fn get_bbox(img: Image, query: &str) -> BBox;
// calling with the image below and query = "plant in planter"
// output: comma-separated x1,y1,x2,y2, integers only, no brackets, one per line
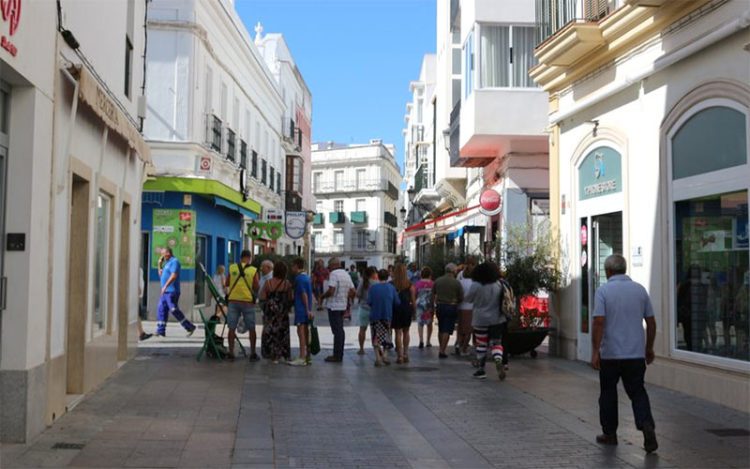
499,223,565,331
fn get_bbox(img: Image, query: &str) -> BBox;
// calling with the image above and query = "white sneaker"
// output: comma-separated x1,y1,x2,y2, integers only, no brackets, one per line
288,358,308,367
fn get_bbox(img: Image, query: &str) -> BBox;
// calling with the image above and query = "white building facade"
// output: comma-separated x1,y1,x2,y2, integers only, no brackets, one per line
533,0,750,411
0,0,149,442
312,142,401,270
143,0,308,312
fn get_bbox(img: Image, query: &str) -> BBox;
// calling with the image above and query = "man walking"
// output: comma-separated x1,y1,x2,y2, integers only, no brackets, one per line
432,263,463,359
290,258,314,366
321,257,355,363
225,250,260,361
591,254,658,453
156,247,196,337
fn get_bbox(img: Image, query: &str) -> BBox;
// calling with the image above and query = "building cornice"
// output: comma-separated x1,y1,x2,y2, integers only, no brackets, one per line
531,0,714,93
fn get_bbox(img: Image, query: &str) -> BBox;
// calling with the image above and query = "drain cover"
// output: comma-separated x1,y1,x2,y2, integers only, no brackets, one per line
706,429,750,437
52,442,85,450
395,366,438,372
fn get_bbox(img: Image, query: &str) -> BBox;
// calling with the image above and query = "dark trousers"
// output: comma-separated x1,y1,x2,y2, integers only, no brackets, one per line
328,309,346,359
599,359,655,435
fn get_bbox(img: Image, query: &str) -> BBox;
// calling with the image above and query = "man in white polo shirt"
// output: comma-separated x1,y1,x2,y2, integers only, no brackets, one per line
591,254,658,454
320,257,355,363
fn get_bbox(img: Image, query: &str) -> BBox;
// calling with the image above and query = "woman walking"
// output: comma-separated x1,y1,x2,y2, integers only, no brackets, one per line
457,263,475,356
392,264,416,364
312,260,329,311
260,261,293,363
415,267,435,349
367,269,400,367
465,262,507,380
356,267,379,355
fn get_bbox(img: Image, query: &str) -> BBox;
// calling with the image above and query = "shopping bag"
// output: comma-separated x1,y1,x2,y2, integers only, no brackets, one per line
309,319,321,356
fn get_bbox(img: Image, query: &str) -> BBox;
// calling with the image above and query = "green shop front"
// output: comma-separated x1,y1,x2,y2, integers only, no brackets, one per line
140,177,261,317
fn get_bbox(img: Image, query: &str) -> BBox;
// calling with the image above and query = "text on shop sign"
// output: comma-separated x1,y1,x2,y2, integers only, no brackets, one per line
0,0,20,57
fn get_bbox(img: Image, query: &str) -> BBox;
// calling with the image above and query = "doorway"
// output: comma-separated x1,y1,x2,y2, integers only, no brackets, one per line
140,231,149,318
195,234,207,306
578,211,623,360
117,203,130,361
66,176,90,395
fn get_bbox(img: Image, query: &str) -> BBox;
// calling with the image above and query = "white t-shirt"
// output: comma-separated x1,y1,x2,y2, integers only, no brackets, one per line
325,268,354,311
459,277,474,310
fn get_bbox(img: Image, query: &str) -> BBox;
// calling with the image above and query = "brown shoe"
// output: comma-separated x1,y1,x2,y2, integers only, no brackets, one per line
596,434,618,445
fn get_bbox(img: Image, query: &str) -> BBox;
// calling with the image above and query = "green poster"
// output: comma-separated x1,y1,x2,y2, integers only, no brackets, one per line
152,209,196,269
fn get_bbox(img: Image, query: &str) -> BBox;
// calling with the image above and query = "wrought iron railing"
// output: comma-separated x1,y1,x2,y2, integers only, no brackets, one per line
535,0,622,45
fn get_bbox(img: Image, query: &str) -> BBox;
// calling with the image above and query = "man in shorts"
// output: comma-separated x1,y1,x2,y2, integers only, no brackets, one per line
432,263,463,359
290,258,314,366
225,250,260,361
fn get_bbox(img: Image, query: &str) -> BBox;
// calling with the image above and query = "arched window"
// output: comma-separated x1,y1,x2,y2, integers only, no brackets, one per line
669,100,749,364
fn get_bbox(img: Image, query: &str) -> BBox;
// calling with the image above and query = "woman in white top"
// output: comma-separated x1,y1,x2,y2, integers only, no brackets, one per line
456,263,475,356
213,265,227,298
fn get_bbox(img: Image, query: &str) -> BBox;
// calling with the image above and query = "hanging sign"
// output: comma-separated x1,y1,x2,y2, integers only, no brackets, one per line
152,209,196,268
285,211,307,240
247,221,283,241
0,0,21,57
579,146,622,201
479,189,502,216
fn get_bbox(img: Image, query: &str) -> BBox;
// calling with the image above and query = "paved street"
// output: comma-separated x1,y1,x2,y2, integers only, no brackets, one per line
2,318,749,469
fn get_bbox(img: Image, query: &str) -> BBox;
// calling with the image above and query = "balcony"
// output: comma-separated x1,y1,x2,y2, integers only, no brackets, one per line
384,211,398,228
329,212,346,224
351,211,367,224
458,88,549,166
412,164,440,208
312,213,324,225
314,178,396,195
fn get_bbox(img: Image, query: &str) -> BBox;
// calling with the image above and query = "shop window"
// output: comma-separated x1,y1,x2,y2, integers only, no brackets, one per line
674,191,748,361
672,106,747,180
93,193,111,336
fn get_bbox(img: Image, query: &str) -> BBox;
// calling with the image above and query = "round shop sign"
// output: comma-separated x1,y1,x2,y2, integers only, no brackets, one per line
479,189,502,216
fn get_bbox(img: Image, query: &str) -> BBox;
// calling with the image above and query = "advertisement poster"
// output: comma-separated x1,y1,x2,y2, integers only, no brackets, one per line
152,209,196,269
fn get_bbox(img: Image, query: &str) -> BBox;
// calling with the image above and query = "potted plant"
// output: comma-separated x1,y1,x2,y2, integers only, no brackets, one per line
498,223,565,357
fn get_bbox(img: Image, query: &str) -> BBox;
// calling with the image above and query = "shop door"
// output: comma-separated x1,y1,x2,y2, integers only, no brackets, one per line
0,83,8,358
578,211,623,360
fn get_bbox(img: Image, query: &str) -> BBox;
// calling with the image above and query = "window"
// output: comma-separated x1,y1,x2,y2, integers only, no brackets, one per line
205,67,213,113
277,171,282,195
356,230,368,250
93,193,111,336
417,97,424,124
287,156,302,193
220,83,228,121
672,106,747,180
479,25,538,89
226,129,236,161
124,36,133,99
210,115,222,151
334,170,344,191
261,159,267,185
269,166,275,191
463,30,475,99
452,48,461,75
356,199,366,212
334,231,344,247
669,99,749,364
313,172,322,192
251,150,258,178
334,200,344,212
356,169,366,189
240,140,248,168
314,232,323,250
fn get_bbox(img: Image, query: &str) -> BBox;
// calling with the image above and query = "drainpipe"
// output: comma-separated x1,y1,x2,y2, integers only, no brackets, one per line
550,10,750,125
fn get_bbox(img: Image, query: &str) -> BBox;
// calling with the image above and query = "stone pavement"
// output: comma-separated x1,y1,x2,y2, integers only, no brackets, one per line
2,318,749,469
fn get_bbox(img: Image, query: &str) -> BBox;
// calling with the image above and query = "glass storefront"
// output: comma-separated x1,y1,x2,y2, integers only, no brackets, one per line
674,191,749,361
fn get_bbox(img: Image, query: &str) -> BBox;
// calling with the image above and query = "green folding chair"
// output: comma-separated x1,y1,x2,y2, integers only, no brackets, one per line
198,262,247,358
196,308,225,361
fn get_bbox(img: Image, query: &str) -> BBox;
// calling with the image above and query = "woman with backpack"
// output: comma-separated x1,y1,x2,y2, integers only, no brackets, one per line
464,262,507,381
356,266,379,355
415,267,435,349
259,260,293,363
391,264,416,364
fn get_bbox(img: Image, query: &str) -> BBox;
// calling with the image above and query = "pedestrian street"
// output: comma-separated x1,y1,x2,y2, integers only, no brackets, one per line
1,319,748,469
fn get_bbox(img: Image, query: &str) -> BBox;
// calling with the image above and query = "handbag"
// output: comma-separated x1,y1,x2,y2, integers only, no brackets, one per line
309,318,321,356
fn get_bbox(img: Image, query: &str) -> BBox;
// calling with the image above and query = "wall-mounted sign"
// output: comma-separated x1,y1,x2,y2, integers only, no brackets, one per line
479,189,502,216
580,225,588,246
248,221,283,240
285,211,306,239
579,146,622,201
1,0,21,57
197,155,212,175
265,208,283,223
152,209,196,268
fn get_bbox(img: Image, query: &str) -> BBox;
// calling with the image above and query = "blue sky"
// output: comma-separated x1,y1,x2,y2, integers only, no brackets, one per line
235,0,437,172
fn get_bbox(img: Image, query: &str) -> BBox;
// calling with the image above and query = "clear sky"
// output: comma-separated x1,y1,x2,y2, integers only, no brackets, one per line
235,0,437,173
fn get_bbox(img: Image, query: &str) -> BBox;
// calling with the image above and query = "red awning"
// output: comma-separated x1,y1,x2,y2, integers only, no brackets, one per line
404,204,480,233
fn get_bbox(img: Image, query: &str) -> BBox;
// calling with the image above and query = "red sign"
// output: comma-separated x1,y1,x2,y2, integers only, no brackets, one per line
179,212,192,222
581,225,588,246
479,189,502,216
0,0,20,57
